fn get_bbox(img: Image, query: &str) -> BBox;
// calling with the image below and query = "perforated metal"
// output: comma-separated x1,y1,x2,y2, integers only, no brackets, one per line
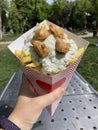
0,71,98,130
34,94,98,130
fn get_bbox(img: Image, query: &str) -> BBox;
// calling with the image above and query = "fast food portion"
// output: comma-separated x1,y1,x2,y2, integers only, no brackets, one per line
55,38,70,53
15,21,85,75
49,23,65,38
31,40,49,58
8,20,89,116
34,26,50,40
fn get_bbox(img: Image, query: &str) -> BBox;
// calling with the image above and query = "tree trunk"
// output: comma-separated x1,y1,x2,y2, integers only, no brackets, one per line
0,14,2,40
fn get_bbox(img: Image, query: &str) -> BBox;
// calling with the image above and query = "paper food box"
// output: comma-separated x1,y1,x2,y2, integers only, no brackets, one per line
8,20,89,115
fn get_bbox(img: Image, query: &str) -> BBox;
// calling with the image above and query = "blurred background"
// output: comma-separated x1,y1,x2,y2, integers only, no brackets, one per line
0,0,98,37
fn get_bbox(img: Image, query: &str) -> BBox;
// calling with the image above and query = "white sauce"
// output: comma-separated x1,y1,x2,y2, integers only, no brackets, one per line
22,22,78,74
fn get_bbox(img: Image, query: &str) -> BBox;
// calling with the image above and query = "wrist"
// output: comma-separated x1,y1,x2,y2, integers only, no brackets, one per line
8,112,33,130
0,116,21,130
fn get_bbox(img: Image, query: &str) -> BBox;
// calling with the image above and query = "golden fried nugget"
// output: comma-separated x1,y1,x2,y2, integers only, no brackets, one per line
68,47,84,65
49,23,64,38
31,40,49,58
56,38,70,53
34,26,50,40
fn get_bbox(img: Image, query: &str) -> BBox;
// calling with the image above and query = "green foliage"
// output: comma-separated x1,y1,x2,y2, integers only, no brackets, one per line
50,0,71,26
1,0,98,33
36,0,51,21
7,0,51,33
0,0,9,30
69,0,92,29
0,0,8,11
90,0,98,27
8,0,25,33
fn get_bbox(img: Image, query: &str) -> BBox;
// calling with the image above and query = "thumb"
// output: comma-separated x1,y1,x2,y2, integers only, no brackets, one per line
36,87,66,108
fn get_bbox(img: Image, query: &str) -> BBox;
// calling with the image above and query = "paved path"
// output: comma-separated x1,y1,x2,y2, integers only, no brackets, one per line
78,32,93,38
0,41,12,45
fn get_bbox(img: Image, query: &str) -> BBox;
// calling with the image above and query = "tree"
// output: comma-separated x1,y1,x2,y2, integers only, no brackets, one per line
60,2,72,27
90,0,98,36
8,0,26,33
0,14,2,39
0,0,8,39
35,0,51,22
50,0,70,26
69,0,92,30
8,0,51,33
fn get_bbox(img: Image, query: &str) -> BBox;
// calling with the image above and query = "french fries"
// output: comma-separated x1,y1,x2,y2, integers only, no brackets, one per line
21,56,32,64
15,50,24,59
15,47,84,71
15,50,37,68
26,62,36,67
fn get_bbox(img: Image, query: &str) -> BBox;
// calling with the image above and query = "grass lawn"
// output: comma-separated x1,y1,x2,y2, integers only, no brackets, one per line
0,36,98,91
77,36,98,90
0,34,22,42
0,45,20,90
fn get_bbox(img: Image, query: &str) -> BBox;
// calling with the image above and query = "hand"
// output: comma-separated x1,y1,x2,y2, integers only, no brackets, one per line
8,74,66,130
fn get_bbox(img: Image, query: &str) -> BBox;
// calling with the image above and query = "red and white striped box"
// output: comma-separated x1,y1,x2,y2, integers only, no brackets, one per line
8,20,89,115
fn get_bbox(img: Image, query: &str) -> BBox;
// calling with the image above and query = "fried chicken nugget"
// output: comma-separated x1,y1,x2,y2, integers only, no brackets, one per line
49,23,64,38
31,40,49,58
56,38,70,53
34,26,50,40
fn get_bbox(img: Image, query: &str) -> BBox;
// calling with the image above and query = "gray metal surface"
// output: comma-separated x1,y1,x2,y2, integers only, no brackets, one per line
0,71,98,130
0,72,22,117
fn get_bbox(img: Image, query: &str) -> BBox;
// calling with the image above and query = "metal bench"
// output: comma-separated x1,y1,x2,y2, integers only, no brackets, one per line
0,71,98,130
